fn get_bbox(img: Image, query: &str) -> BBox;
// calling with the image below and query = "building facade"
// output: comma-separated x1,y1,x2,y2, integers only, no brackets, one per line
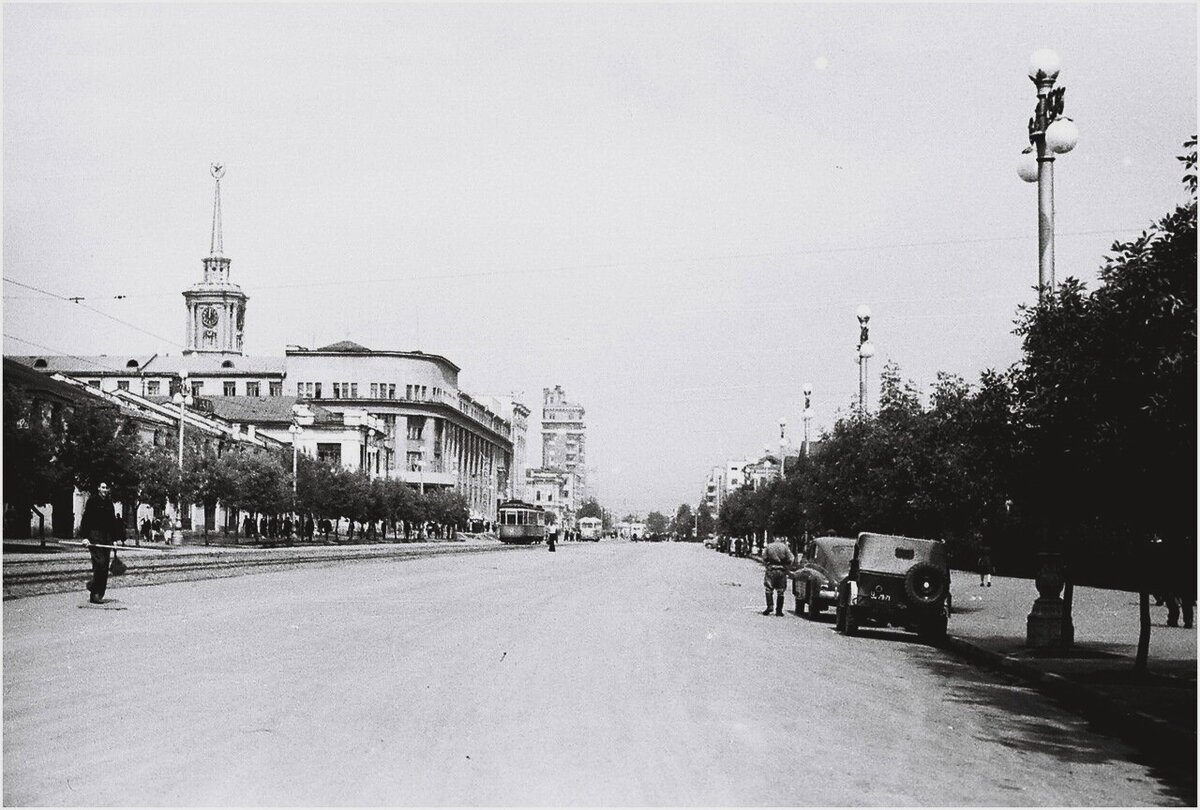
532,385,586,526
478,395,530,502
541,385,586,493
285,342,513,523
7,166,517,525
2,357,290,538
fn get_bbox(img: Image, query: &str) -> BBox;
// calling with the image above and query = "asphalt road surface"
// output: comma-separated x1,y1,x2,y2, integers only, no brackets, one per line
3,542,1184,805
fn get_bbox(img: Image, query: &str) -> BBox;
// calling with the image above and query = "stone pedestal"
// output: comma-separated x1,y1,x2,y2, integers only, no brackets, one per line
1027,552,1073,648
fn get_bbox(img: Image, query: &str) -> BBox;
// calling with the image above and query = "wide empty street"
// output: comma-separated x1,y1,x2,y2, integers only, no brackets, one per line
3,542,1181,805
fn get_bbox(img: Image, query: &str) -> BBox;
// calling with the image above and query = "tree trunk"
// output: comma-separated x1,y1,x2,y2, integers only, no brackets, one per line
1135,590,1151,672
1062,579,1074,647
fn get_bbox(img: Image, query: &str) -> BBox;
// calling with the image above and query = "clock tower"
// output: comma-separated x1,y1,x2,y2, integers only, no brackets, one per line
183,163,248,356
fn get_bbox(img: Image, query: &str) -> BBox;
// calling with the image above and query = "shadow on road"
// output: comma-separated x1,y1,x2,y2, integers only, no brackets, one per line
913,655,1196,805
842,626,932,646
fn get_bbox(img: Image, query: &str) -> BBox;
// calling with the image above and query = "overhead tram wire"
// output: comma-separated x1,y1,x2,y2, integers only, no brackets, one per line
3,225,1143,304
2,278,182,349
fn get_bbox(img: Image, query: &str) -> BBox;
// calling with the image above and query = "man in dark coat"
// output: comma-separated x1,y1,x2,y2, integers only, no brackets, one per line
762,536,795,616
80,482,121,603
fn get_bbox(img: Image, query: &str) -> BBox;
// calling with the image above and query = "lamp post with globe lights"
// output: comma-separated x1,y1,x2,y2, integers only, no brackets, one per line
778,417,788,480
171,371,194,545
802,384,813,457
856,305,875,415
1017,50,1079,649
1017,49,1079,297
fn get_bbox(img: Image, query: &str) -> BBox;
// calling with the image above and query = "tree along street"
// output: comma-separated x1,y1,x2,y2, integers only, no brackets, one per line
3,542,1182,805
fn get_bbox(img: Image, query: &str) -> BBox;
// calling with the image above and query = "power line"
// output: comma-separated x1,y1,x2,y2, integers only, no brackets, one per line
2,278,182,347
3,224,1142,302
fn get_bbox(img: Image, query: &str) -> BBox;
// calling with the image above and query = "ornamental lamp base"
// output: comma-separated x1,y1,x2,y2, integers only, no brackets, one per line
1027,597,1073,648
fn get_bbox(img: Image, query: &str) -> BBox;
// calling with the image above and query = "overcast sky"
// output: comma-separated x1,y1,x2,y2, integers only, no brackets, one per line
3,3,1196,515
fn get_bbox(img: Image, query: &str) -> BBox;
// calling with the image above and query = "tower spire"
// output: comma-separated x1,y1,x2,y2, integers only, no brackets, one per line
186,163,247,356
209,163,225,256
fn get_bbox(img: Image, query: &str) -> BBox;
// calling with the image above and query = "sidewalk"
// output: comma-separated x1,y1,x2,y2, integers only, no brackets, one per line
742,547,1195,765
946,571,1196,762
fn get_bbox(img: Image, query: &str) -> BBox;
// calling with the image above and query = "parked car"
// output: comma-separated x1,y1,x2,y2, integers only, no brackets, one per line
792,535,857,618
835,532,951,641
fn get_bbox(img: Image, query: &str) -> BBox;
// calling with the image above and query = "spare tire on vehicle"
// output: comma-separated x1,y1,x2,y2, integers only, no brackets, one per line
904,563,946,604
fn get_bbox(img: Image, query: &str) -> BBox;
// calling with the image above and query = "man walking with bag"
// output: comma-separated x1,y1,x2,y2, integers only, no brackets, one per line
80,482,122,604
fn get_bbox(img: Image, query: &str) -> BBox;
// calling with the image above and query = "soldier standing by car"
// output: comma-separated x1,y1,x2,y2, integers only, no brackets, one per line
761,535,795,616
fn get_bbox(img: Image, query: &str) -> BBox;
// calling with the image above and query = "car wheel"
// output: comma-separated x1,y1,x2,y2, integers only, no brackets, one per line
807,588,822,619
843,605,858,635
835,602,845,632
795,593,805,616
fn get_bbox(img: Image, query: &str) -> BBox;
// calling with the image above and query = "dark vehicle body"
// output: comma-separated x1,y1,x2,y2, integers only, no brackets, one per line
836,532,951,641
792,536,857,618
497,500,546,545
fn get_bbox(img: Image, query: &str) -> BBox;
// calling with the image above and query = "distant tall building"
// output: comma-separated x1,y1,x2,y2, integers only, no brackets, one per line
702,466,723,514
523,385,587,530
541,385,586,498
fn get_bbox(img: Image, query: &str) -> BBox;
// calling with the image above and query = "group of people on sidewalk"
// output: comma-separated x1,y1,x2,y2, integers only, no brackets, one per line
239,513,322,543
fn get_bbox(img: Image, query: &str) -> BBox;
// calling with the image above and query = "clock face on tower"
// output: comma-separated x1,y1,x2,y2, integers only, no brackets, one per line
201,307,219,329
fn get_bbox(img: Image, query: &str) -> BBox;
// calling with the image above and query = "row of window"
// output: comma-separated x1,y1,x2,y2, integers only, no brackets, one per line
295,382,442,401
102,380,281,397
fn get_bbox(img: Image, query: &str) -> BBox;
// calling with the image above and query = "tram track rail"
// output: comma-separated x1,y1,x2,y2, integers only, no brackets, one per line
3,541,531,599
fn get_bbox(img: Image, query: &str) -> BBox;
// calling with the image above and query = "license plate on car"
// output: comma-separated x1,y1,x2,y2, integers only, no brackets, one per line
870,592,891,601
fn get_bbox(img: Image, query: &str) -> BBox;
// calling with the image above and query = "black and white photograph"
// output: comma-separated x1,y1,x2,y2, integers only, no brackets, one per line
2,2,1196,806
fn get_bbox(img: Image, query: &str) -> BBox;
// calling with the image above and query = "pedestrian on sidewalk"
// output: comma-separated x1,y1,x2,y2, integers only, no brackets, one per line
977,549,994,587
79,482,122,604
761,536,795,616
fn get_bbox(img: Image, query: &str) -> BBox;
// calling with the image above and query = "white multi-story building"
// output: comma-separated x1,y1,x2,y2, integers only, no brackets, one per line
702,466,723,514
285,342,513,523
526,467,575,529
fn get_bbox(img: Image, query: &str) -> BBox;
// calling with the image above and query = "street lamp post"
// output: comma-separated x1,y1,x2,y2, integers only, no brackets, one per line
171,370,193,546
856,305,875,415
288,421,301,501
1017,49,1079,297
802,383,813,457
778,417,788,480
1019,50,1079,649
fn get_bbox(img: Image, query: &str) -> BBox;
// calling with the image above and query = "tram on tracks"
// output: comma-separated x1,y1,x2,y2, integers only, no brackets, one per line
497,500,547,545
578,517,602,541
